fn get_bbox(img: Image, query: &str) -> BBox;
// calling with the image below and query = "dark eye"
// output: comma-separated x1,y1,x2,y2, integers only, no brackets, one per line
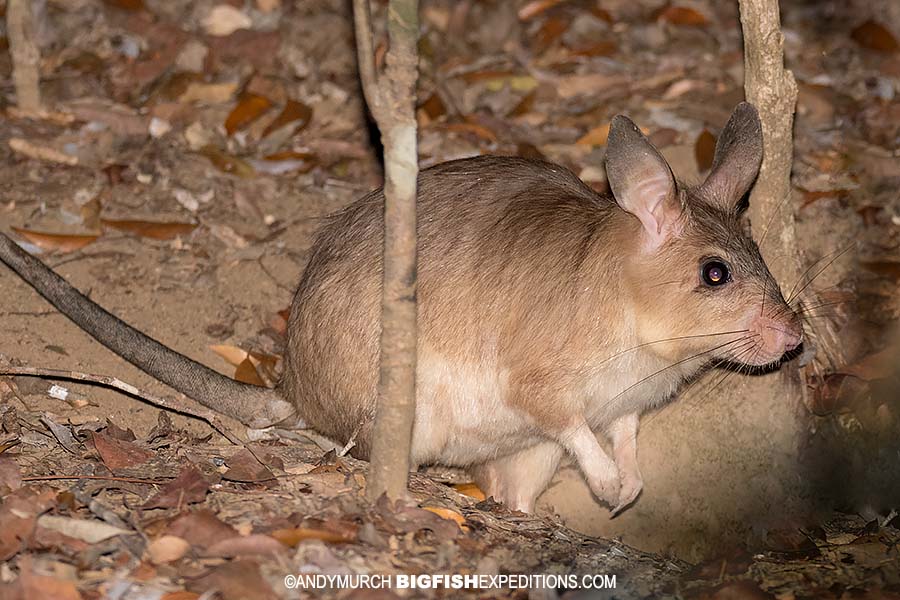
701,259,731,287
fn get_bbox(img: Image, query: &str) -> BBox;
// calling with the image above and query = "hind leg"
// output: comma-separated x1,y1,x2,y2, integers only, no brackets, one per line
471,441,564,513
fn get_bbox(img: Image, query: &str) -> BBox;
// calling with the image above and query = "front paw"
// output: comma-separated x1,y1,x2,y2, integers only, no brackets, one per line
586,469,621,509
610,472,643,517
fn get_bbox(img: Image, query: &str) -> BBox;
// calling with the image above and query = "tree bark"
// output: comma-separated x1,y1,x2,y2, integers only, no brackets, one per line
7,0,42,113
353,0,420,501
738,0,800,290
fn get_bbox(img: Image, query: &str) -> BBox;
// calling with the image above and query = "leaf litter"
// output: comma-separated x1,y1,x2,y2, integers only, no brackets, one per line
0,0,898,598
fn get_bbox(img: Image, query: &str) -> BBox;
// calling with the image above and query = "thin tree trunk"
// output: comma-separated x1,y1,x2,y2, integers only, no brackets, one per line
738,0,800,290
7,0,42,113
352,0,420,501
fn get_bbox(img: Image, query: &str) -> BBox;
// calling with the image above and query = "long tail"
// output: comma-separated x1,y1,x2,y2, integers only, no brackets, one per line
0,232,296,428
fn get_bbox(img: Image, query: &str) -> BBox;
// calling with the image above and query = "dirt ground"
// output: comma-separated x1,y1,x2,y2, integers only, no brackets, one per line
0,0,899,598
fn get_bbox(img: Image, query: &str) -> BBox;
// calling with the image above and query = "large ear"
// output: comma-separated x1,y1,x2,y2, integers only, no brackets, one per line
606,115,680,250
698,102,763,212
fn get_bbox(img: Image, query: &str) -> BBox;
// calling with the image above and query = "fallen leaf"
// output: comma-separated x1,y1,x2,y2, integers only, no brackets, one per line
694,129,716,172
0,457,22,491
568,41,617,57
423,506,468,530
658,6,709,26
161,592,200,600
222,449,275,482
225,94,272,135
851,20,899,53
147,535,191,564
262,100,313,138
143,465,211,509
103,0,144,9
269,526,357,546
205,534,286,557
250,151,318,175
234,357,266,386
453,483,486,501
101,218,197,241
0,486,58,561
11,228,98,254
179,81,240,105
518,0,565,20
40,415,80,453
164,510,238,550
192,559,274,600
202,4,252,37
199,145,256,178
36,515,130,544
576,123,610,146
419,93,446,121
17,556,83,600
91,431,153,470
209,344,250,367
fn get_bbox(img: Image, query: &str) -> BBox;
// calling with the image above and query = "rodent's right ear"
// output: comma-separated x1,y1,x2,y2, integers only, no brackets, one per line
606,115,680,251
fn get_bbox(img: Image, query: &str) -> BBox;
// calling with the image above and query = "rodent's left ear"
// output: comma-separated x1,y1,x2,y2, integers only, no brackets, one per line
698,102,763,212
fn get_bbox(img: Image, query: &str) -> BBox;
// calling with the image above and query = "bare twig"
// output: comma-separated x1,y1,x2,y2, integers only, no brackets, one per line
0,366,246,446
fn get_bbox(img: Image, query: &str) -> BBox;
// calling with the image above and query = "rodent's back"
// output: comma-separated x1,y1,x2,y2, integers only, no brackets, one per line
279,156,622,457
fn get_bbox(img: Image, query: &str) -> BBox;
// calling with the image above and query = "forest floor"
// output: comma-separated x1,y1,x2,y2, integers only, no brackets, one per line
0,0,898,598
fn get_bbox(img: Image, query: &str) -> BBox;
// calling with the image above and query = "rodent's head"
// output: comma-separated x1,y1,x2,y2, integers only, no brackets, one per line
605,102,802,368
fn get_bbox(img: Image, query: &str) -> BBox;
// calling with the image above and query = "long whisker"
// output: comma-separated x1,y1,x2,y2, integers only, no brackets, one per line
601,336,754,410
594,330,750,367
786,244,854,303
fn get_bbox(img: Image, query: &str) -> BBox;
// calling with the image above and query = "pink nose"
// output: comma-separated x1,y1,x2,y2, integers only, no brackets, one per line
753,315,802,354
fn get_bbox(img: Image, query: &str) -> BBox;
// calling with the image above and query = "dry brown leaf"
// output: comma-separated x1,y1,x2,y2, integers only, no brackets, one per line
147,535,191,564
851,20,899,53
91,431,153,470
10,227,98,254
234,357,266,386
658,6,709,26
269,526,356,546
518,0,565,20
199,145,256,178
536,16,570,49
694,129,716,172
225,93,272,135
453,483,486,501
254,151,318,175
0,457,22,491
192,559,274,600
261,99,313,138
103,0,144,9
205,534,286,557
209,344,249,367
164,510,238,550
161,592,200,600
101,218,197,241
568,41,617,57
143,465,211,509
423,506,468,530
419,93,447,121
222,449,274,482
18,556,83,600
576,123,610,146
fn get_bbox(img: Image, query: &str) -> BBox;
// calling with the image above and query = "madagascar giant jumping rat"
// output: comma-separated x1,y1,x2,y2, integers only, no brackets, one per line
0,102,802,514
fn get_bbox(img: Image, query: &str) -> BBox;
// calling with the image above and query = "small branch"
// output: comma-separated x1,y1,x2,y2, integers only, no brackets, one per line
0,366,245,446
6,0,42,113
353,0,382,119
22,475,171,484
